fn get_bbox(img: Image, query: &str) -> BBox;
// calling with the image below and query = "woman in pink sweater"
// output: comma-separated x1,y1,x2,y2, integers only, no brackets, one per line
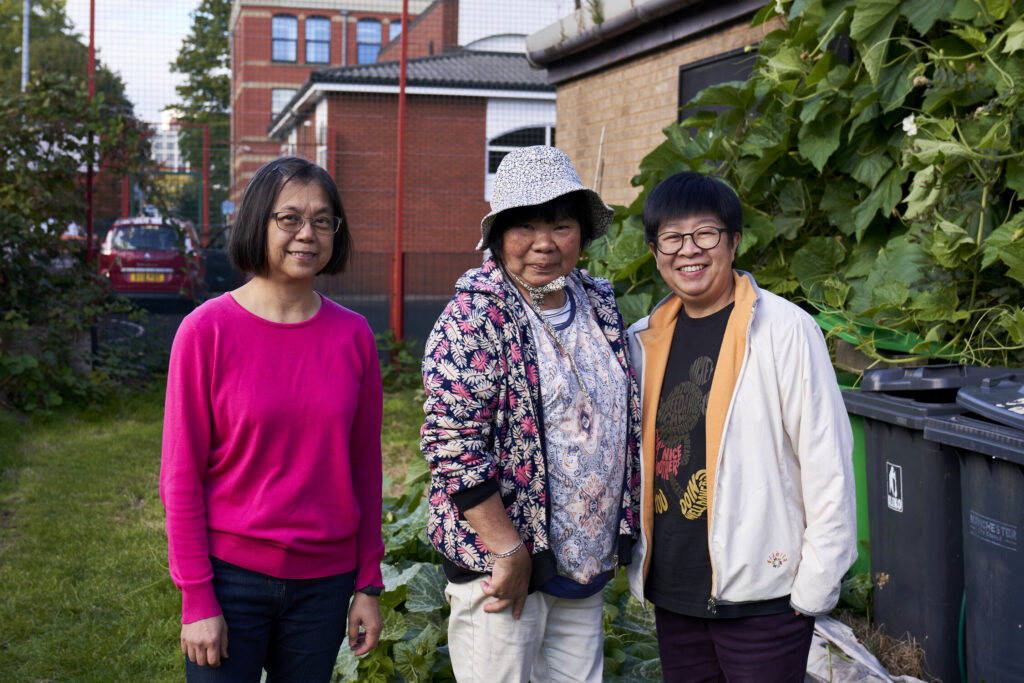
160,157,384,681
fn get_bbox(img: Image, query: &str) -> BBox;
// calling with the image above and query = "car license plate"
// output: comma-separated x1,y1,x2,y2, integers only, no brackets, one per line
128,272,168,283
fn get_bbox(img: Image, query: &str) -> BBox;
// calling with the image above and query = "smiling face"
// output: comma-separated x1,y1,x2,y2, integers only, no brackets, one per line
501,215,582,293
265,180,334,284
652,214,740,318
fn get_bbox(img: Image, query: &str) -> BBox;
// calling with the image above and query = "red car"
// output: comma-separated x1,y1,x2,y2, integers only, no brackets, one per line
99,217,205,299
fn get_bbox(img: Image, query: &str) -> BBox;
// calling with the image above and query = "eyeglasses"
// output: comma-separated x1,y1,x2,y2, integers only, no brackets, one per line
653,227,728,255
271,212,342,235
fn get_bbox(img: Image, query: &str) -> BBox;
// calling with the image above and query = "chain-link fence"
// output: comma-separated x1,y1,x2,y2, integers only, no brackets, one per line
39,0,573,343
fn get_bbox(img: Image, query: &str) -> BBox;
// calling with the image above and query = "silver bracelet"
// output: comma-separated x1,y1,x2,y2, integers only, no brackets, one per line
492,539,524,559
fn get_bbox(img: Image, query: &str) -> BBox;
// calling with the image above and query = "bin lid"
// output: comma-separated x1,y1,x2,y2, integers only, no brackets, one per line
924,414,1024,466
955,374,1024,431
842,389,963,429
860,364,1015,392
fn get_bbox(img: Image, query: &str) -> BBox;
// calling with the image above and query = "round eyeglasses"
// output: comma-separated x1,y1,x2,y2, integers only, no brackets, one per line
654,227,728,255
271,212,342,235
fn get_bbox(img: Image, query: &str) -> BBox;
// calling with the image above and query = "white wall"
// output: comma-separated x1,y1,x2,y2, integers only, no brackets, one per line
458,0,575,49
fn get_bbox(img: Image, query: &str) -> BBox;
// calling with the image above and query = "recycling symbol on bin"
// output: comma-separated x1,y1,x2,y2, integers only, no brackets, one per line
886,462,903,513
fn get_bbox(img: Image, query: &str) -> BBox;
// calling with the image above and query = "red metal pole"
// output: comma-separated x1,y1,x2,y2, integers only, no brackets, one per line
390,0,408,340
121,175,130,217
202,123,210,247
85,0,95,263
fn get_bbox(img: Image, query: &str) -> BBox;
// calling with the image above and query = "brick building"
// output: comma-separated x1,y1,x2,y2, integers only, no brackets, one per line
526,0,779,208
229,0,435,200
250,0,570,337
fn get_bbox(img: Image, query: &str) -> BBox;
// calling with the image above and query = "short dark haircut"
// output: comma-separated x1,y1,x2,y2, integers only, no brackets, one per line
485,190,595,263
229,156,351,276
642,172,742,245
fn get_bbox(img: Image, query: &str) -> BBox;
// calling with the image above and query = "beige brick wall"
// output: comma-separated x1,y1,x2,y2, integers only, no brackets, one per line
557,17,779,208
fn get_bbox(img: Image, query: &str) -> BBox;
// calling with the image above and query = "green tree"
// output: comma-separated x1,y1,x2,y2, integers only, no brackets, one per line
587,0,1024,368
169,0,231,245
0,73,149,411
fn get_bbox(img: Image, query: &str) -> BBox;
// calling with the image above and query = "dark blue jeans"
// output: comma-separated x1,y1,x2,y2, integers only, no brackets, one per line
186,557,355,683
654,606,816,683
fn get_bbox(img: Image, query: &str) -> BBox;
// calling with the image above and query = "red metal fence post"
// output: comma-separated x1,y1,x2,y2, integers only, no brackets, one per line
389,0,409,341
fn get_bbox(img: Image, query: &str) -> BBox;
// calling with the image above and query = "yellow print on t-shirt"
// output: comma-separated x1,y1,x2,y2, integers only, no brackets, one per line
680,469,707,520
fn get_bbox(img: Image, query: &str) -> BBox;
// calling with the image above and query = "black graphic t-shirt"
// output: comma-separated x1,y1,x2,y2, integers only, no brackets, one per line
645,303,790,619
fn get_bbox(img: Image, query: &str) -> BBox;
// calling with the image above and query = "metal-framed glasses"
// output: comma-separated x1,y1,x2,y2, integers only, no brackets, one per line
654,227,728,255
271,212,342,235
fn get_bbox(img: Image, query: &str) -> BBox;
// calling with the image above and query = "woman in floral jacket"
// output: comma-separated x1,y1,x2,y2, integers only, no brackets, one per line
420,146,641,682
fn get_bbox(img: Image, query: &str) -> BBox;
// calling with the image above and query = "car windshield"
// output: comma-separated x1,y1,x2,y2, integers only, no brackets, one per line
110,225,183,251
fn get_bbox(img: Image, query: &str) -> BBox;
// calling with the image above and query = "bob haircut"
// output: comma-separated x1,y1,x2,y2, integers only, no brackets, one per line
485,190,595,263
641,172,743,245
229,156,351,276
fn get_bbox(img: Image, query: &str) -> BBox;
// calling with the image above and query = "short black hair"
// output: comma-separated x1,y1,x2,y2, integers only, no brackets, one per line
229,156,351,276
642,172,742,245
486,190,595,263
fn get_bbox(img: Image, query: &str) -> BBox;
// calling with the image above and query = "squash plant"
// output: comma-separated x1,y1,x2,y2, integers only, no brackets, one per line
583,0,1024,367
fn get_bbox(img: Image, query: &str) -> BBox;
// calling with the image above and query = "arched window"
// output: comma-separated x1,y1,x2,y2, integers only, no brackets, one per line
487,126,555,172
306,16,330,64
485,126,555,200
272,15,297,62
356,19,382,64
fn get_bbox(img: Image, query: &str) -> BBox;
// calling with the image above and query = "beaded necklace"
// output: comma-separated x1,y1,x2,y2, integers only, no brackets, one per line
507,269,594,408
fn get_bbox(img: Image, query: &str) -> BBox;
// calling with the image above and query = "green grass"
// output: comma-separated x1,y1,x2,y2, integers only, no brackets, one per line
0,384,426,681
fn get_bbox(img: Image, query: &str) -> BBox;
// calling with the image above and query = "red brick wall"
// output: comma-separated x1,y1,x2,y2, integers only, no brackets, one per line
319,91,489,296
230,3,414,201
378,0,458,61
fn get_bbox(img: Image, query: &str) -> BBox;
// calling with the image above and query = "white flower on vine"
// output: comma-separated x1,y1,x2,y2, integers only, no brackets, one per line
775,0,785,14
902,114,918,136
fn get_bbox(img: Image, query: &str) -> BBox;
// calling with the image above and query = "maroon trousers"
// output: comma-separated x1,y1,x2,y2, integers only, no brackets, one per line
654,606,815,683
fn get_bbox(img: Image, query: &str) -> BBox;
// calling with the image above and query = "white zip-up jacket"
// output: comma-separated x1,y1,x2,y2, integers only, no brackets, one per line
626,271,856,615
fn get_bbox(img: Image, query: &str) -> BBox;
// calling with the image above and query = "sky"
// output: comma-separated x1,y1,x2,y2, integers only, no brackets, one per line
64,1,200,124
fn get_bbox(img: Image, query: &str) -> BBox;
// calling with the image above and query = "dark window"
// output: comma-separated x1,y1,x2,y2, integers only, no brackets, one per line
271,89,297,116
272,15,298,62
306,17,330,63
357,19,382,64
487,126,554,173
111,225,183,251
677,48,758,124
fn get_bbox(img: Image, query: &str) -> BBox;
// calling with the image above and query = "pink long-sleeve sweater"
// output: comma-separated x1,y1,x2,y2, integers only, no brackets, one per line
160,293,384,624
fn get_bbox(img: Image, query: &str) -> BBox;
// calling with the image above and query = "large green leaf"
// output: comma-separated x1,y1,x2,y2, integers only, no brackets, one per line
691,80,755,110
849,0,900,42
851,167,908,237
393,623,443,683
791,236,846,300
909,287,960,321
616,292,655,325
851,146,894,189
405,562,448,612
901,0,947,34
903,165,941,219
983,0,1013,22
928,219,977,268
851,2,899,76
1003,18,1024,53
798,114,842,171
819,180,861,234
1005,158,1024,195
982,212,1024,284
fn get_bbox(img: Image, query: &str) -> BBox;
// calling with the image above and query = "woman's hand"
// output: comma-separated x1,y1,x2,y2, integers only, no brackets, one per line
348,592,383,655
181,614,228,667
481,544,532,619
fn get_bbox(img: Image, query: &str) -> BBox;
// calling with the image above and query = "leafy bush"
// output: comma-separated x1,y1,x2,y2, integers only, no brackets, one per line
376,331,425,392
0,73,151,411
584,0,1024,367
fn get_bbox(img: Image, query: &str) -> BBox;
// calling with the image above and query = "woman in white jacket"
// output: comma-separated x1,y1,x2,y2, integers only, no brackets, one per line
625,172,855,682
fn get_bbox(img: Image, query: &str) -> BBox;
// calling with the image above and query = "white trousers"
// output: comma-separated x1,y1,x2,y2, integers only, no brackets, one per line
445,578,605,683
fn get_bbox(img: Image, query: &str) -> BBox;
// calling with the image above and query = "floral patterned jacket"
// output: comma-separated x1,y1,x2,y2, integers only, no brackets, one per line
420,256,642,581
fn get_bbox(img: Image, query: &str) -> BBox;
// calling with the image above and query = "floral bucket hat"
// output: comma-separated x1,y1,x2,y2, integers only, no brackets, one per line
476,145,614,250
